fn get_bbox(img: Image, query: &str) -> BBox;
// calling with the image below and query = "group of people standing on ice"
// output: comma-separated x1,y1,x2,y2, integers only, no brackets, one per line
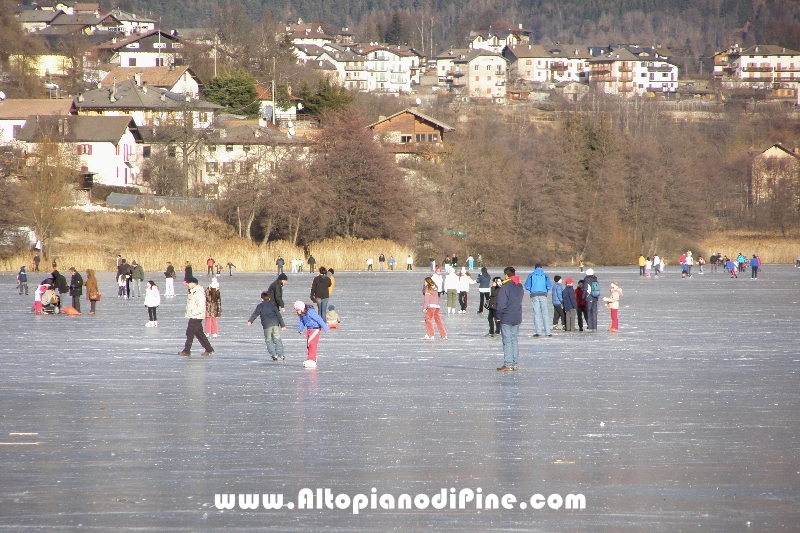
421,263,623,355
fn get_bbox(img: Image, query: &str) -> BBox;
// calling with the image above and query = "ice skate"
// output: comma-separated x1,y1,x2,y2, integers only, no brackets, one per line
303,359,317,369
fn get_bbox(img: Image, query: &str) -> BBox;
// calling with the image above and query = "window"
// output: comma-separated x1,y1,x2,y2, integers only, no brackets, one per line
77,144,92,155
475,76,479,81
416,133,425,142
12,125,21,138
243,145,250,152
115,145,120,156
526,59,532,65
240,161,253,172
208,144,216,152
128,58,136,67
474,65,479,71
488,75,492,81
155,57,164,67
400,135,412,143
487,65,491,71
142,146,151,158
428,133,438,142
226,144,233,152
199,113,207,123
167,146,176,157
206,162,218,173
223,162,235,172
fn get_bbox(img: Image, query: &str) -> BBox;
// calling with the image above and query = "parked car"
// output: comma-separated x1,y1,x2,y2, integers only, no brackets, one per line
44,81,59,90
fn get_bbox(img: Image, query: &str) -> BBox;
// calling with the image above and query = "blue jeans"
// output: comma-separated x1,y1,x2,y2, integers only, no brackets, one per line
263,326,284,357
500,323,519,367
316,298,329,319
530,295,551,335
586,297,598,330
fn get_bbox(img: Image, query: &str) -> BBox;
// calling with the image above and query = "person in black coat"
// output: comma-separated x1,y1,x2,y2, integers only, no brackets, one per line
50,263,69,311
267,273,288,311
68,267,84,313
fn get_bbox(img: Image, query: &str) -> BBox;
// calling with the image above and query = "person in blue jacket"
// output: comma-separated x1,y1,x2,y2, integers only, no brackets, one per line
750,254,760,279
295,300,329,369
551,275,565,330
495,266,524,371
523,263,553,337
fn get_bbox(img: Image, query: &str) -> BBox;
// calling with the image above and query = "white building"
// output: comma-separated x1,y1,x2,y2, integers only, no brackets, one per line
588,48,678,96
15,115,143,187
467,25,532,54
726,45,800,88
452,49,507,103
99,66,201,98
97,30,183,68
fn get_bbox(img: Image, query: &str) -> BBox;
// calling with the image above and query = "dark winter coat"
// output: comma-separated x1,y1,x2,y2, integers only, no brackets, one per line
487,285,500,310
164,264,175,278
70,272,84,297
184,264,193,282
562,286,577,312
205,287,221,317
311,274,331,300
267,279,285,309
495,276,524,326
477,269,491,289
51,270,69,295
249,300,285,329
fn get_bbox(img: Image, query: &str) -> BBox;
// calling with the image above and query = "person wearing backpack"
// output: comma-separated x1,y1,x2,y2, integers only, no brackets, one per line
17,266,28,296
523,263,553,337
582,268,600,332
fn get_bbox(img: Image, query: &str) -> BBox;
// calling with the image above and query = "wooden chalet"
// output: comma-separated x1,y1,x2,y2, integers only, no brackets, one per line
367,108,455,161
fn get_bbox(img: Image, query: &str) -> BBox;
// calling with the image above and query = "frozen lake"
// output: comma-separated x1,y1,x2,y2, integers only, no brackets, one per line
0,265,798,532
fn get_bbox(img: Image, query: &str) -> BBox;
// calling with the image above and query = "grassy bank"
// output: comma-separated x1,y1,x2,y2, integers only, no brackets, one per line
700,231,800,264
0,211,412,272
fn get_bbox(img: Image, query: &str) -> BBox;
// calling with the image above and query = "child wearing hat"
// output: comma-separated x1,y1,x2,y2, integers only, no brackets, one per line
603,282,623,332
295,301,329,369
562,277,577,332
326,304,340,329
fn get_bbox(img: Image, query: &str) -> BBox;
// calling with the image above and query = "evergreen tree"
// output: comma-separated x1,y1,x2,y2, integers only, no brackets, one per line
385,12,403,45
204,69,259,116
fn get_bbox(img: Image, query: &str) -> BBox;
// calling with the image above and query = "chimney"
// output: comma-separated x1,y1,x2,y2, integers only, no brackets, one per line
219,129,226,138
134,72,141,86
794,147,799,155
258,118,266,128
518,23,522,29
142,82,147,93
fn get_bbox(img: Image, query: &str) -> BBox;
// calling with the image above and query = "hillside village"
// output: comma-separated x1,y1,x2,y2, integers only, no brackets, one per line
1,0,800,203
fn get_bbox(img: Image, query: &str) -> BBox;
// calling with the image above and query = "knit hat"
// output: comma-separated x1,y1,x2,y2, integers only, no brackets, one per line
328,304,335,311
565,277,573,284
293,300,306,312
278,273,288,281
610,281,620,289
186,276,199,284
586,268,594,276
210,277,219,288
435,266,440,273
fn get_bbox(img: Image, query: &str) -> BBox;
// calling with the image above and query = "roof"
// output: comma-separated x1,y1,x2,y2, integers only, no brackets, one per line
99,66,199,89
15,115,139,143
504,44,551,59
75,79,221,111
294,44,327,57
108,8,157,23
367,108,455,132
588,48,640,62
546,44,591,59
0,99,76,120
16,10,63,23
456,49,508,64
49,12,102,25
756,143,800,160
74,3,100,12
740,44,800,56
210,124,311,146
97,30,179,51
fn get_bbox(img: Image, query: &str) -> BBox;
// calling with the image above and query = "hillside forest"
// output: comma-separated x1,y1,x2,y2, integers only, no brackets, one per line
110,0,800,75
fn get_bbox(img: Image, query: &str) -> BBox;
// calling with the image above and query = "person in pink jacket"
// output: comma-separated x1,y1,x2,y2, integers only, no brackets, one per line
422,277,447,340
603,281,623,332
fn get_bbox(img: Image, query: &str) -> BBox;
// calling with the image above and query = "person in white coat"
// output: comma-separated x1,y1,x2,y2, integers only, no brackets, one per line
144,280,161,327
457,267,477,314
443,269,460,314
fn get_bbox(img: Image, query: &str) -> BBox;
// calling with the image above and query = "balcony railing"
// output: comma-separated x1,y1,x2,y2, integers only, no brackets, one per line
591,66,611,74
591,74,614,82
619,85,634,92
447,69,465,77
550,62,567,71
390,67,408,73
647,66,674,72
618,73,633,82
741,66,773,72
744,76,773,81
344,65,366,70
373,66,388,72
373,55,388,61
619,64,633,72
776,67,800,72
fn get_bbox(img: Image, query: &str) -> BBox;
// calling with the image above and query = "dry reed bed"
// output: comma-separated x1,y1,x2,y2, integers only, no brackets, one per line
700,233,800,264
0,238,413,273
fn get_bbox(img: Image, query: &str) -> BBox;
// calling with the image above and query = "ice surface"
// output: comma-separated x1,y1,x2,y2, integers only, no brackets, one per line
0,266,798,532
